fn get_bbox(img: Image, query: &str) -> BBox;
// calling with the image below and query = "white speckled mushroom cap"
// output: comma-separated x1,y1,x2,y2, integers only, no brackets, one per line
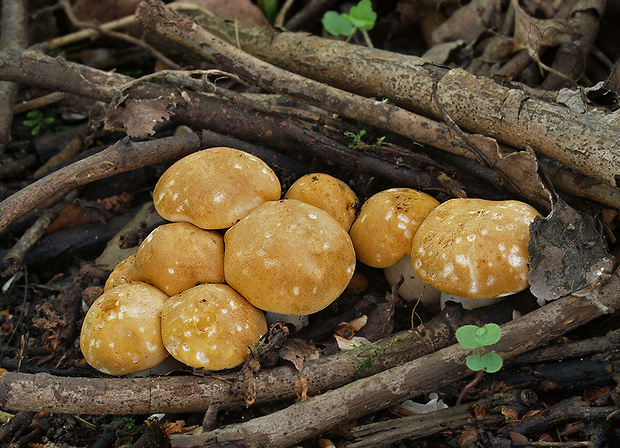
161,284,267,371
133,222,225,296
153,147,281,229
104,254,136,291
224,199,357,315
80,281,169,375
411,198,541,299
349,188,440,268
284,173,360,231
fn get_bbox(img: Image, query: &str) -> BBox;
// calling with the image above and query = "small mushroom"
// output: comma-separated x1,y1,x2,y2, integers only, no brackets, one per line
411,198,541,305
160,283,268,370
153,147,281,230
224,199,356,315
104,254,136,291
349,188,440,304
350,188,439,268
133,222,224,296
284,173,360,231
80,281,169,375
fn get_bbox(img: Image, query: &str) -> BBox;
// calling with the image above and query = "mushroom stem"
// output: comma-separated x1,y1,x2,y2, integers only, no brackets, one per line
440,292,506,310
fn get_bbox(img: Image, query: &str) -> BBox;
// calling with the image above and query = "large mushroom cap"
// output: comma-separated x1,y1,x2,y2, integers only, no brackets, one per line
153,147,281,229
133,222,225,296
80,282,169,375
284,173,360,231
224,199,356,315
349,188,440,268
161,284,267,371
412,198,541,299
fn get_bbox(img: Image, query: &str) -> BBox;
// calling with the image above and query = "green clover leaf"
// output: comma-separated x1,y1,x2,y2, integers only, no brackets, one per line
456,323,501,349
466,353,503,373
347,0,377,31
322,11,355,37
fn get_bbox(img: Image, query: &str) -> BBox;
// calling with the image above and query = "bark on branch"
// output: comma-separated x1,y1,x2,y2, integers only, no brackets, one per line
187,11,620,188
171,270,620,448
0,303,514,415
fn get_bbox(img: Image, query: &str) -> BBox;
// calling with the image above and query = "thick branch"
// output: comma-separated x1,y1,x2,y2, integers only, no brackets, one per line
0,0,28,149
0,132,206,233
189,12,620,188
135,2,484,165
0,304,513,415
0,50,443,231
171,271,620,448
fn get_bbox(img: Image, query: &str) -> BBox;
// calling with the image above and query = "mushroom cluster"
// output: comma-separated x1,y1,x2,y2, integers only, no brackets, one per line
81,149,358,375
82,145,541,376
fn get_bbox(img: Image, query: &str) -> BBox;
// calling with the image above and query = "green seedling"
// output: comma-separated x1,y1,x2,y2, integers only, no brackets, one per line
344,128,385,152
456,323,503,373
322,0,377,43
23,110,66,136
455,323,503,405
258,0,279,23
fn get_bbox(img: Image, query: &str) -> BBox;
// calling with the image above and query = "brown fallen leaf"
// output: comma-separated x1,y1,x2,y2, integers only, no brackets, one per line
528,198,613,304
512,0,578,57
105,96,175,137
432,0,503,45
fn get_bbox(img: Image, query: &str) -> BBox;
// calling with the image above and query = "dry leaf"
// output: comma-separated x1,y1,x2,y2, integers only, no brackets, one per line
432,0,503,45
512,0,578,56
105,96,175,137
294,375,309,401
335,335,372,350
280,338,319,372
528,198,613,304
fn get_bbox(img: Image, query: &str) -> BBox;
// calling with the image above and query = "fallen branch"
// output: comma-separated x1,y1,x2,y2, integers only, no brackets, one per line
170,270,620,448
0,303,514,415
136,0,558,210
0,0,28,149
0,50,443,231
189,12,620,188
0,131,204,234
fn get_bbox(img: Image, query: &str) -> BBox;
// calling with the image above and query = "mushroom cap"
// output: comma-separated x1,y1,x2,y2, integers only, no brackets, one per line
224,199,356,315
284,173,360,231
411,198,541,299
161,284,267,370
153,147,281,230
80,281,168,375
349,188,440,268
133,222,225,296
104,254,136,291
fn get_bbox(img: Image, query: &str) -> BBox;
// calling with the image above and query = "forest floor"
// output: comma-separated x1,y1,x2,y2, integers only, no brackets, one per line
0,0,619,447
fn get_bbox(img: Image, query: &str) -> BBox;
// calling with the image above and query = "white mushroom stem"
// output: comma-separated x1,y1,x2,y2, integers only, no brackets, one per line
440,292,506,310
265,312,310,330
383,255,441,307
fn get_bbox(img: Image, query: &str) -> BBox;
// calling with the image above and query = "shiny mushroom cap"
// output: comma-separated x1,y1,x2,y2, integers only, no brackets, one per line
80,281,169,375
349,188,440,268
161,284,267,371
284,173,360,231
104,254,136,291
224,199,356,315
133,222,225,296
412,198,541,299
153,147,281,230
